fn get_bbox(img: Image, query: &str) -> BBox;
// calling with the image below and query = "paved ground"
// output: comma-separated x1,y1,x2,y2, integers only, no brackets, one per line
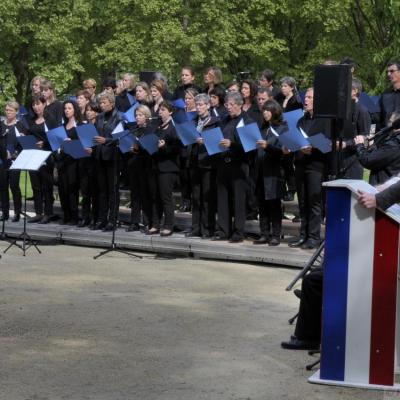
0,243,383,399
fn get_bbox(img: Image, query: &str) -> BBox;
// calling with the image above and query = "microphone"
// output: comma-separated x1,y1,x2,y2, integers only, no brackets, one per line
368,118,400,141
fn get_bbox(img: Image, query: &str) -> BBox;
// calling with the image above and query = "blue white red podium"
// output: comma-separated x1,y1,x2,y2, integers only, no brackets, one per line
309,179,400,390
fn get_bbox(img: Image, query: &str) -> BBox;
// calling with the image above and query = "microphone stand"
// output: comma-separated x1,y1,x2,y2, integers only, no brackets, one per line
93,129,142,260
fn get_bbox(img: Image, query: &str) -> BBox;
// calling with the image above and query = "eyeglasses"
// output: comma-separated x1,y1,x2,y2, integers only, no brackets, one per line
388,69,399,74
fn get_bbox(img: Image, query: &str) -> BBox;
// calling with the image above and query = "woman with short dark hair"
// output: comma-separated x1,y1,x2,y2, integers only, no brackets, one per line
253,100,288,246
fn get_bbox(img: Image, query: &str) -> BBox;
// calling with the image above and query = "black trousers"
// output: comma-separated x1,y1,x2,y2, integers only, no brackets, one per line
29,161,54,216
58,156,79,222
158,172,178,230
96,159,119,224
258,198,282,239
282,153,296,194
190,167,216,236
0,164,21,216
179,155,191,207
79,158,98,223
295,164,324,241
294,267,323,343
246,163,258,219
216,161,248,239
127,157,161,227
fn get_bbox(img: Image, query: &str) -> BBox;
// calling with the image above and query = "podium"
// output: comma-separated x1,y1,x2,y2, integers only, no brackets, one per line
309,179,400,390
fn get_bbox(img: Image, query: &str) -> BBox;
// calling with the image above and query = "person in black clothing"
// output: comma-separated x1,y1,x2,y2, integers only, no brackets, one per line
93,91,123,231
240,79,260,221
213,92,253,243
355,111,400,185
26,95,58,224
57,100,83,225
41,80,63,126
256,88,273,114
76,90,91,121
185,94,219,238
153,101,181,237
173,66,202,100
116,73,136,112
253,100,288,246
150,79,167,116
241,79,262,126
289,88,331,250
78,101,100,228
0,101,26,222
259,68,281,99
126,104,158,232
278,76,303,202
226,81,240,93
209,86,227,119
203,67,223,95
379,60,400,128
339,77,370,179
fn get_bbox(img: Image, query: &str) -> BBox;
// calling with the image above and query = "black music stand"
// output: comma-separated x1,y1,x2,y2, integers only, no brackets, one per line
93,129,142,260
4,149,51,256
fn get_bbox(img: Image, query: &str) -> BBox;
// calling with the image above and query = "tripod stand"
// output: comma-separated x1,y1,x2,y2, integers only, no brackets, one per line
4,170,41,256
94,130,142,260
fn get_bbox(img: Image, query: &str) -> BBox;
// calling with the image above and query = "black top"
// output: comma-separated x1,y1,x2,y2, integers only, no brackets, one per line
26,115,58,151
153,121,181,173
278,95,303,113
46,101,64,126
243,101,263,128
116,89,136,113
296,112,331,170
173,84,202,100
219,112,254,163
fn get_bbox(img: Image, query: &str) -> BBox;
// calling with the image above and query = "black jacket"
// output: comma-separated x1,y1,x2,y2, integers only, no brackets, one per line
94,108,122,161
0,120,26,165
188,115,220,169
26,115,58,151
173,84,202,100
379,87,400,128
153,121,181,173
356,132,400,185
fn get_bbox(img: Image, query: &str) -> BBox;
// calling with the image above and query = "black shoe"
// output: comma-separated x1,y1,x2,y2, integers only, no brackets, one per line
67,220,78,226
38,215,51,224
253,235,269,245
28,215,43,223
229,235,243,243
0,214,9,221
294,289,302,299
201,233,211,239
102,223,114,232
78,219,91,228
292,216,301,223
185,230,201,238
281,337,319,350
301,239,320,250
12,214,20,222
126,223,140,232
269,237,280,246
93,221,107,230
288,237,307,248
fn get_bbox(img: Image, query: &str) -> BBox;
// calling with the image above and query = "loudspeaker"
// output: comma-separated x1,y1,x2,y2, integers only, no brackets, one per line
313,65,352,119
139,71,156,85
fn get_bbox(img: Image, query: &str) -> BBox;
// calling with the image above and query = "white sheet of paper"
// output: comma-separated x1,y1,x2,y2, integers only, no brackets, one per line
10,149,51,171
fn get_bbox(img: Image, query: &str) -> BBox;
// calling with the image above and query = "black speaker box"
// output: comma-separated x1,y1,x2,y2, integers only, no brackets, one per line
313,65,352,120
139,71,156,85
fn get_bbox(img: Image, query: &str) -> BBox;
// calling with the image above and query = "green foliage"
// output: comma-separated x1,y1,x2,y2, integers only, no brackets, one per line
0,0,399,108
